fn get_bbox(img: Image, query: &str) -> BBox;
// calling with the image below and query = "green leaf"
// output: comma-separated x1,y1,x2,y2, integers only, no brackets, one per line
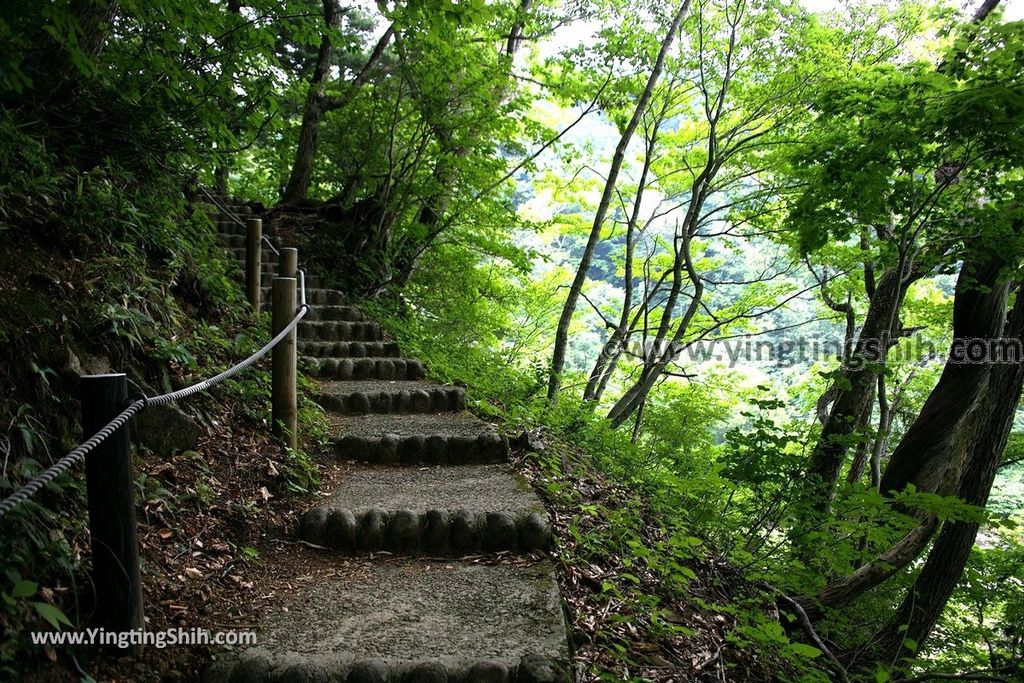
12,580,36,598
789,642,822,658
32,602,72,630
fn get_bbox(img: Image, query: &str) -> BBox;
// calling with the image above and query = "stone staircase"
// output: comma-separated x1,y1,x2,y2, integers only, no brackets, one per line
200,196,570,682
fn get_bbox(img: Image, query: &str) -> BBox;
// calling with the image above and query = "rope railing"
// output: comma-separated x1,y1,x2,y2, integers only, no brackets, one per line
0,191,311,633
197,186,280,256
197,186,244,227
0,286,308,521
0,401,145,519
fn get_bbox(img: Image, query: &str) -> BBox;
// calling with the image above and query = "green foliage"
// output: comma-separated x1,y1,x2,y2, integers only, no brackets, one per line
0,3,332,671
1,0,1022,679
927,521,1024,677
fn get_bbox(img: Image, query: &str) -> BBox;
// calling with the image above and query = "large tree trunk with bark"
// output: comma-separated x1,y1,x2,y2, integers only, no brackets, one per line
70,0,120,63
879,257,1012,497
547,0,692,401
799,0,1003,515
796,252,1015,618
872,292,1024,660
282,10,395,205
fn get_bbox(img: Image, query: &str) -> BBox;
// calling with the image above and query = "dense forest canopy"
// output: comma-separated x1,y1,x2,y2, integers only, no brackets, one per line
2,0,1024,680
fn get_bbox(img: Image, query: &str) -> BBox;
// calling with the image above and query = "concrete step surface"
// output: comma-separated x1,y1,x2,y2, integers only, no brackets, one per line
217,232,283,249
216,220,273,234
299,288,348,306
244,260,281,274
252,301,359,320
298,320,384,342
303,304,366,322
204,560,569,682
198,194,567,682
243,271,322,289
298,340,401,358
315,380,466,415
301,356,425,381
258,286,342,305
327,412,508,464
299,463,551,554
217,233,250,249
224,246,281,265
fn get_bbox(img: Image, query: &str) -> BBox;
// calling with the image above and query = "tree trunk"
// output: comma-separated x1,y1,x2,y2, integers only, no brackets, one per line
845,380,877,485
583,130,657,403
282,6,394,205
382,4,530,292
214,165,229,195
281,0,341,204
878,257,1011,497
213,0,243,196
606,222,705,427
800,264,916,515
505,0,534,58
547,0,692,401
869,373,891,489
71,0,120,62
796,254,1015,618
797,517,939,618
45,0,119,98
872,289,1024,660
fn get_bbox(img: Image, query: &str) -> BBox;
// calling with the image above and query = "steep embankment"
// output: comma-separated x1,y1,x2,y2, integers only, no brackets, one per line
0,185,327,680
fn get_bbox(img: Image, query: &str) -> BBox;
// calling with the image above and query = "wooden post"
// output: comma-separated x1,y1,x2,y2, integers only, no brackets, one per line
245,218,262,312
280,247,298,279
81,374,143,642
272,277,298,450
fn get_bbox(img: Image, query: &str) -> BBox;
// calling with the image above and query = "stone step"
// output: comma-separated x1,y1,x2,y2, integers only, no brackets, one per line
214,212,257,224
260,283,334,303
204,560,569,682
299,464,550,554
217,232,283,249
245,271,323,289
237,259,281,275
257,302,364,320
294,288,347,306
231,264,292,283
314,380,466,415
217,224,278,239
302,304,365,322
327,412,508,465
298,320,384,342
300,356,426,381
297,340,401,358
217,233,248,249
210,204,252,217
225,246,281,263
213,220,252,234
